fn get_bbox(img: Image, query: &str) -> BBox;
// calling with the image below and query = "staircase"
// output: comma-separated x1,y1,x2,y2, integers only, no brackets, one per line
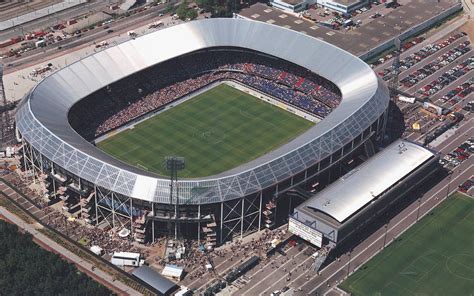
80,192,96,224
203,214,217,249
132,212,147,243
263,200,276,229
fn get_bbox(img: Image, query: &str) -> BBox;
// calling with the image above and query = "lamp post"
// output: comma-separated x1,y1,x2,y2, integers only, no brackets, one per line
446,173,453,200
383,223,389,249
346,249,352,277
416,197,422,222
165,156,185,240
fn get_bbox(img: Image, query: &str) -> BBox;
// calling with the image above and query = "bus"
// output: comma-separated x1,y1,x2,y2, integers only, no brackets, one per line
111,252,144,267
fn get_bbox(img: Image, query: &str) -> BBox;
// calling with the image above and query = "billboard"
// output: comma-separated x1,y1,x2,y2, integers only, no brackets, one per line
288,217,322,247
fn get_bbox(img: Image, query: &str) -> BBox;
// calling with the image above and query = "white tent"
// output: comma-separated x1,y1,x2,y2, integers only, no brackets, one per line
162,264,184,280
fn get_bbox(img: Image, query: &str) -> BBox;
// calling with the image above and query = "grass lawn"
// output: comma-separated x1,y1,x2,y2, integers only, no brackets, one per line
97,83,314,178
340,193,474,296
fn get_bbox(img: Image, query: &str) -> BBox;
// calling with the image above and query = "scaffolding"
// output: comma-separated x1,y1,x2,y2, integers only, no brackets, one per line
0,64,15,149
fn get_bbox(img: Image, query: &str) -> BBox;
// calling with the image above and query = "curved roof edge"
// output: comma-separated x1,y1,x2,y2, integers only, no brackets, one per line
16,18,390,204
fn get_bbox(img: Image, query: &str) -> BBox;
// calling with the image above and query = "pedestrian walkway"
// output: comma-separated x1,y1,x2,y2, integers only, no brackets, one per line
0,206,142,296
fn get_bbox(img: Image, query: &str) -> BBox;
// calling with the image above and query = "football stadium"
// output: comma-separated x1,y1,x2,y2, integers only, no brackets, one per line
15,18,390,246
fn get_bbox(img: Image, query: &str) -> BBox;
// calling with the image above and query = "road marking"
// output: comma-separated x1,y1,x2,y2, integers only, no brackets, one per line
243,246,308,295
260,254,316,295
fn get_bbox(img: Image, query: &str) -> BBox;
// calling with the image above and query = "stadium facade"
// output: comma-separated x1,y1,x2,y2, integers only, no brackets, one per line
15,18,390,245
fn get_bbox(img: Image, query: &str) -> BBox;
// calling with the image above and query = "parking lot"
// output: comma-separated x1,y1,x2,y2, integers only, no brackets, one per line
439,137,473,170
373,29,473,147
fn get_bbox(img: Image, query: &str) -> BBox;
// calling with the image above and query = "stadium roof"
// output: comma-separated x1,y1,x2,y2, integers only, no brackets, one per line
297,140,436,223
16,18,389,204
132,266,177,295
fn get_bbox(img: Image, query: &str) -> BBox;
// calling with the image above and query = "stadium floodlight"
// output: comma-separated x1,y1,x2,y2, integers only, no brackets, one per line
165,156,185,240
165,156,185,171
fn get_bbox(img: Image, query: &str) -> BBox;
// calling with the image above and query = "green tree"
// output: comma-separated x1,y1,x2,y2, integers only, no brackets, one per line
186,8,198,20
176,0,189,20
0,221,112,295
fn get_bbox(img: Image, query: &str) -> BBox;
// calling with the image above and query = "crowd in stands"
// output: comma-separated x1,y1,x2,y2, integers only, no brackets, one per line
68,49,341,140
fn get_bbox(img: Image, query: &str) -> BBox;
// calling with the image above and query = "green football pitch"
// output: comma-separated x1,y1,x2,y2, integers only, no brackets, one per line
97,83,314,177
340,193,474,296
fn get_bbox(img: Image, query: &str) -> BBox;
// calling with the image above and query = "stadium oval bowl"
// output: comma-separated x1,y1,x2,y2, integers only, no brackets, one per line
16,18,390,204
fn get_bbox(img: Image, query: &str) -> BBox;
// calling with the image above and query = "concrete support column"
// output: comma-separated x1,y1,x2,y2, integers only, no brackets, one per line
240,197,244,239
152,202,155,243
197,204,201,242
258,191,262,231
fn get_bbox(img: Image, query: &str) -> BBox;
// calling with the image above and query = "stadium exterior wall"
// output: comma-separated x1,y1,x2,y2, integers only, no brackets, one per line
15,18,390,206
15,18,390,243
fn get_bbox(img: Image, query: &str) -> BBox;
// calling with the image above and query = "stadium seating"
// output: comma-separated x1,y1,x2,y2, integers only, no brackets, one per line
68,49,342,140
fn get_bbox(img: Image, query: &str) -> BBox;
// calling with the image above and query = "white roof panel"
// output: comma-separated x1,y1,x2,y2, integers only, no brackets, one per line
301,140,435,223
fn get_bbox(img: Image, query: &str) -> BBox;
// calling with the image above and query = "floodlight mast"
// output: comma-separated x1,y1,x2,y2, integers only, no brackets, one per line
165,156,185,240
389,37,402,100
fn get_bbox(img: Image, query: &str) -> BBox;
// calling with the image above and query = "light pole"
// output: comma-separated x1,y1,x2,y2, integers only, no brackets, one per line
165,156,185,240
383,223,389,249
346,249,352,277
416,197,422,222
446,173,453,200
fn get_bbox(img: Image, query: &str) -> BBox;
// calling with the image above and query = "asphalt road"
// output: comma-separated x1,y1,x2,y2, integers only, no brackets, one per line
3,1,177,72
0,1,107,41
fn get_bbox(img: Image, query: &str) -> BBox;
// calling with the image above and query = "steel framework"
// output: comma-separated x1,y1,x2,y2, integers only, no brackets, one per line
15,18,390,206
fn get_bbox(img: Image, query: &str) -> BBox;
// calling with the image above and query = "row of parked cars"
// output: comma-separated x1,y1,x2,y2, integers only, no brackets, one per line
377,32,467,79
400,41,471,88
440,138,473,168
440,77,474,105
372,37,425,67
416,56,473,98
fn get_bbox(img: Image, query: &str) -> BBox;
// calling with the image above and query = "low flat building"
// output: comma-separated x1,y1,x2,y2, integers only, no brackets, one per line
132,266,178,296
318,0,369,14
269,0,368,13
289,139,439,247
270,0,315,13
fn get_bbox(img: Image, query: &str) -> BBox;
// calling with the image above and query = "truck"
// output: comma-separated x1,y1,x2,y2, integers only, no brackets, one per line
343,19,354,27
35,39,46,48
398,95,416,104
111,252,144,267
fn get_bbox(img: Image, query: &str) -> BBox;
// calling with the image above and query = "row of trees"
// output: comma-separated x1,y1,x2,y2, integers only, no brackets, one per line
0,221,112,296
176,0,265,20
176,1,199,20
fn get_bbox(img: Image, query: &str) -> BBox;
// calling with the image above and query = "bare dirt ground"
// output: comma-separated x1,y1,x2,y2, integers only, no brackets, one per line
460,19,474,41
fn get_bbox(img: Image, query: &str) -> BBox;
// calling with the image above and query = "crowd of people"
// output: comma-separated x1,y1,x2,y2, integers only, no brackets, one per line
69,49,342,140
177,228,293,283
44,209,140,254
5,172,140,254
